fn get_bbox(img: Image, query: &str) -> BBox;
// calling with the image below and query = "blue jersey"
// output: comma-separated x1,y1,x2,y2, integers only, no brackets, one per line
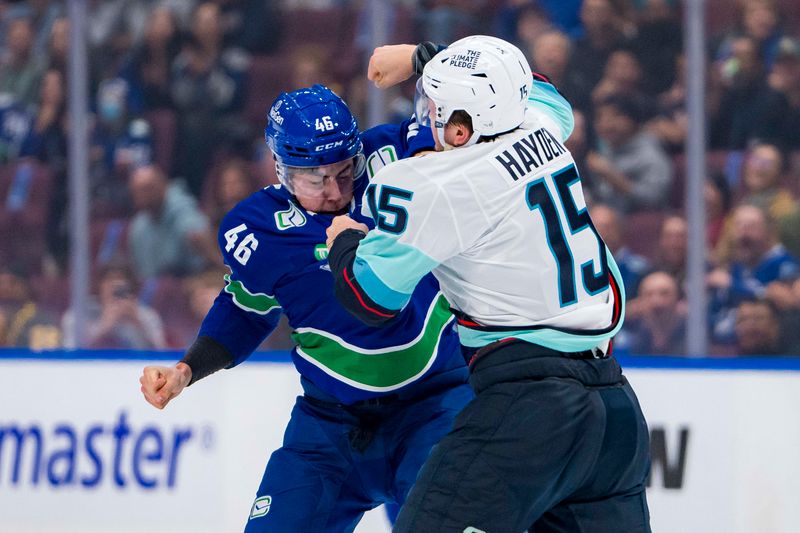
0,94,36,163
197,120,466,404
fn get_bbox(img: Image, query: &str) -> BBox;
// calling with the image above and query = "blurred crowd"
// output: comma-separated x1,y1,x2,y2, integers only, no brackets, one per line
0,0,799,356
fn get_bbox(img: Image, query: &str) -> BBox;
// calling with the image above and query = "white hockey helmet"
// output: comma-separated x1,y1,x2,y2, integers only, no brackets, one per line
415,35,532,148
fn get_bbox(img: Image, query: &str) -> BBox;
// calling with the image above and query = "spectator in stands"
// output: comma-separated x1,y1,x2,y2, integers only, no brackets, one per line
591,48,652,112
781,206,800,260
170,2,249,196
414,0,480,44
494,2,549,44
708,204,799,343
208,158,261,229
86,0,162,82
290,44,339,93
734,299,787,355
588,94,673,212
767,37,800,149
657,214,688,287
0,15,45,110
28,69,69,267
29,69,67,169
122,7,183,111
710,36,791,149
715,143,797,263
168,269,225,348
706,172,732,252
742,143,796,220
127,164,218,279
46,16,68,73
568,0,631,92
628,0,682,95
590,204,650,299
1,0,63,59
90,77,153,214
528,29,590,112
716,0,784,70
646,53,688,152
219,0,282,54
62,264,166,349
0,265,61,349
616,271,686,356
0,92,36,163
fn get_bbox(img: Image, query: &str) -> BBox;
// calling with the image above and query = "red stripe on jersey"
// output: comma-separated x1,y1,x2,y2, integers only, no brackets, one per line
457,317,483,327
608,273,622,327
343,266,396,318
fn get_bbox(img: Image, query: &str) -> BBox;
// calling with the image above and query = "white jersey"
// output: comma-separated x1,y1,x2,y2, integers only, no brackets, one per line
352,82,624,351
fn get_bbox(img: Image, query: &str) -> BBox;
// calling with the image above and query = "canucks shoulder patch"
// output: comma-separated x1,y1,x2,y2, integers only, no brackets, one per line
366,145,398,179
249,495,272,519
275,200,307,230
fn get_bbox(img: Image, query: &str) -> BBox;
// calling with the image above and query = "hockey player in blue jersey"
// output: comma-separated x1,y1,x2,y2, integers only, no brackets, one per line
138,85,472,532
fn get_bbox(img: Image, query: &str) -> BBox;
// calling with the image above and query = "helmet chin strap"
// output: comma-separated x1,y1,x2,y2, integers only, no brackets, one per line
435,121,454,151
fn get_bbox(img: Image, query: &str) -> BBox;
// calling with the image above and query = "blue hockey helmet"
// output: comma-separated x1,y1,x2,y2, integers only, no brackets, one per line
265,84,365,195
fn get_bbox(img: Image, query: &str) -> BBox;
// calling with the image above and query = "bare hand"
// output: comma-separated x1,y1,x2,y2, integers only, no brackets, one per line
765,282,799,310
326,215,369,249
586,151,614,176
139,363,192,410
368,44,416,89
706,268,732,290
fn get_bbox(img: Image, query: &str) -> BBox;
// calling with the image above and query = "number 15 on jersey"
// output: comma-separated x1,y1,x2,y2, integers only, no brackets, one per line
525,165,610,308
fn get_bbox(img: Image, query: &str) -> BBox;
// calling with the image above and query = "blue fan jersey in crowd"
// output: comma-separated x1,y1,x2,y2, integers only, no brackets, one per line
0,94,36,162
196,119,468,404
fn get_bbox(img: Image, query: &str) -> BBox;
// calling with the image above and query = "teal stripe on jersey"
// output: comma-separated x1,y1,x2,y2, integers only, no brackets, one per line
529,80,574,142
352,256,410,310
459,251,626,350
355,232,439,309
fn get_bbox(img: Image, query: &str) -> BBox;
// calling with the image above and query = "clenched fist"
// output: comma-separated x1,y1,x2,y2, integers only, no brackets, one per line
326,215,369,250
139,363,192,410
368,44,416,89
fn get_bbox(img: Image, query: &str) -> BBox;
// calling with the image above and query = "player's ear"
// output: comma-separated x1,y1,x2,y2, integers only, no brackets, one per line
451,123,473,147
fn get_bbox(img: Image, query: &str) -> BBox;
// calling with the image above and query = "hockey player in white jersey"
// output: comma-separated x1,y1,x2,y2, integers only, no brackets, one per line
326,36,651,533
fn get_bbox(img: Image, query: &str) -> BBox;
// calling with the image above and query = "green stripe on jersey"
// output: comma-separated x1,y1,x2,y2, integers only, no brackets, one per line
224,274,281,315
292,294,453,391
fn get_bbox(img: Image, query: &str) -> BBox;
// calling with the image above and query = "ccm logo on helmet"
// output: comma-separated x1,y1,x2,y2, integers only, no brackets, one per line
315,140,345,152
269,101,284,125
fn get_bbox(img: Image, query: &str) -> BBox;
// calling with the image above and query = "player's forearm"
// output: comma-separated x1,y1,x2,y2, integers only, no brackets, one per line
412,41,445,75
189,292,278,379
180,335,235,386
329,229,399,327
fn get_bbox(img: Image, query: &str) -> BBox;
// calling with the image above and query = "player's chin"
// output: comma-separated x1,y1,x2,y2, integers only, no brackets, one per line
316,199,350,214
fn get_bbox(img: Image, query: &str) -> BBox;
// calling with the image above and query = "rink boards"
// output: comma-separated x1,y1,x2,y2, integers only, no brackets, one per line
0,350,799,533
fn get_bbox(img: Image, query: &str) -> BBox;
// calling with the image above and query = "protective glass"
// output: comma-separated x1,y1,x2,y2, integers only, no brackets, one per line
284,154,366,199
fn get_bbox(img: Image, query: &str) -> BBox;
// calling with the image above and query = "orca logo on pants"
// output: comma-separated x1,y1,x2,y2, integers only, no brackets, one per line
463,528,486,533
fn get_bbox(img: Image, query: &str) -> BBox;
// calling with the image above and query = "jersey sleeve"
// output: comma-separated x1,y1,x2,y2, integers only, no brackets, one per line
527,76,574,142
403,120,435,157
196,210,282,365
